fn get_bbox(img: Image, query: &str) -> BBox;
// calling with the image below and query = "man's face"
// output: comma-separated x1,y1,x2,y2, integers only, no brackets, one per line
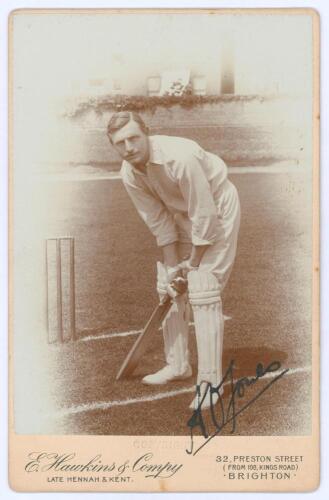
110,119,150,168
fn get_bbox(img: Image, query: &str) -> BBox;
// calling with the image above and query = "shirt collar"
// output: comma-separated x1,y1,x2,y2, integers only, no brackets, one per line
147,136,163,166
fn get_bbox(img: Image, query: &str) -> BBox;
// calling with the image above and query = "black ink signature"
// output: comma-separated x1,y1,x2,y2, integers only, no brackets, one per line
186,360,289,456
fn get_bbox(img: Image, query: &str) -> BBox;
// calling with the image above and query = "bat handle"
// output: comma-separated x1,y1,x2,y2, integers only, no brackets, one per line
160,295,172,306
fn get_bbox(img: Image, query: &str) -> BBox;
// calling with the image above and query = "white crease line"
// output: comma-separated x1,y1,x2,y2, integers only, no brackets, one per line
80,329,143,341
79,316,232,343
56,387,195,417
54,365,311,418
36,164,304,182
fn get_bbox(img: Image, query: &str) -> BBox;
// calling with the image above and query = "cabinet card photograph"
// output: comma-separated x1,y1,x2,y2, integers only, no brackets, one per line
9,8,320,492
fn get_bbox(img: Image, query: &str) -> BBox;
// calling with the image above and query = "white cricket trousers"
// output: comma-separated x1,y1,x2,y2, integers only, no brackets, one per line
178,178,241,287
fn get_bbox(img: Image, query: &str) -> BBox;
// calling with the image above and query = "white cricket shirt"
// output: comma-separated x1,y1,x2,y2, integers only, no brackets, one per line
120,135,228,247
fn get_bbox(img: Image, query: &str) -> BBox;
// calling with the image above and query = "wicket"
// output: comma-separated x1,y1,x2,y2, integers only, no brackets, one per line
46,237,76,343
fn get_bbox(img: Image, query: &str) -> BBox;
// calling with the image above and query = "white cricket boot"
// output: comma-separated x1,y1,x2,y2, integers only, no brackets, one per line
142,262,192,385
187,270,224,409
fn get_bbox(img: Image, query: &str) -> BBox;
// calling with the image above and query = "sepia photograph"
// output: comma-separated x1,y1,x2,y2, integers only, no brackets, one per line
9,7,320,492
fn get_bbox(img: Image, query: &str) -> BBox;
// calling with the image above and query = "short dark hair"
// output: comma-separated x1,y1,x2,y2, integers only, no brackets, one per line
107,111,149,142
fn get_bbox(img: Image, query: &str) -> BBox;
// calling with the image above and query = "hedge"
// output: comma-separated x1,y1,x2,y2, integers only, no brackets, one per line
64,93,267,119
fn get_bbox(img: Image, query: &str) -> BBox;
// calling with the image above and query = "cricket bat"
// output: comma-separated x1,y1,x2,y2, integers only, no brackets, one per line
116,277,187,380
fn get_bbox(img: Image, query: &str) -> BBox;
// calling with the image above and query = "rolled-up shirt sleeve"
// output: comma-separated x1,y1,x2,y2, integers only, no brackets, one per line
176,152,220,246
121,169,179,247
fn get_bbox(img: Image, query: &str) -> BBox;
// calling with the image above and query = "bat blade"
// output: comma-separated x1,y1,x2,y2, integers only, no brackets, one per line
116,297,172,380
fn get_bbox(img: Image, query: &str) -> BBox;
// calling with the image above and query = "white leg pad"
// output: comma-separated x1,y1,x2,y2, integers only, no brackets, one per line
157,262,190,376
188,270,224,406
